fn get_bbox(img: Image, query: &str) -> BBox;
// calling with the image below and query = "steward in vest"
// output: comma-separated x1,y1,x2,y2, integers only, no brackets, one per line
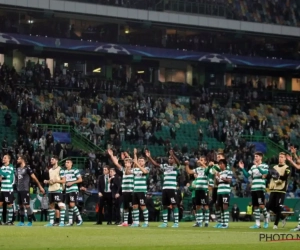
267,152,290,229
245,202,253,221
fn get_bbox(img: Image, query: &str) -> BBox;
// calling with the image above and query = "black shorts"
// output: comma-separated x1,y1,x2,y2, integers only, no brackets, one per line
251,191,265,207
212,187,218,204
162,189,177,206
267,192,286,211
192,197,196,210
123,192,132,210
217,194,230,207
18,191,30,205
66,192,78,204
49,192,63,204
195,190,209,206
132,192,146,206
0,191,14,204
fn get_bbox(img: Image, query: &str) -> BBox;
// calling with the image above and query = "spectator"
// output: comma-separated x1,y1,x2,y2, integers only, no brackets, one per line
245,202,253,221
231,203,240,222
4,110,12,127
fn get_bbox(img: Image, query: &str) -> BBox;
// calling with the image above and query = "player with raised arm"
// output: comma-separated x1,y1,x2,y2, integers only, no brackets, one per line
239,152,269,229
15,155,45,226
107,149,134,227
216,159,232,229
0,155,15,225
64,159,83,226
44,156,66,227
185,156,210,227
146,150,180,228
286,154,300,231
126,148,149,227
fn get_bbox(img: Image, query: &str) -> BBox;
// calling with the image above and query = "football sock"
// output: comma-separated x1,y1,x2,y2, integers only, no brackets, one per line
163,209,168,223
223,208,229,226
298,214,300,227
123,211,129,224
255,209,261,226
60,209,66,224
20,207,25,223
215,209,221,223
274,207,281,226
7,207,13,222
68,208,74,224
0,206,2,221
262,207,268,222
143,209,149,224
26,207,33,223
221,211,225,225
199,209,204,224
48,209,55,224
204,209,210,224
173,207,179,224
132,208,139,224
73,206,82,221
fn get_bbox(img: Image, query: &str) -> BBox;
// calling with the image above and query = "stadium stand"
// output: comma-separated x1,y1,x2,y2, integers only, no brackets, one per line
62,0,300,27
1,60,300,199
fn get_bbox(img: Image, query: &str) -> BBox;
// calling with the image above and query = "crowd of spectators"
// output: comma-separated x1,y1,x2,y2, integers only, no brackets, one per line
64,0,300,27
1,62,300,212
1,0,299,61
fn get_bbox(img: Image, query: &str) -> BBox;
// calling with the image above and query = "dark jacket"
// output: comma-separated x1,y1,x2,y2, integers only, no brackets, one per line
231,206,240,216
97,174,110,194
110,174,122,197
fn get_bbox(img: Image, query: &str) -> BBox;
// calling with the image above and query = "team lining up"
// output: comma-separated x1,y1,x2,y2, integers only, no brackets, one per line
0,150,299,230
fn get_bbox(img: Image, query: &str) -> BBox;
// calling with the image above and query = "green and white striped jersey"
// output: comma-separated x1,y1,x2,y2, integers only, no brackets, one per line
64,168,81,193
245,163,269,191
193,167,210,191
207,166,214,187
132,167,149,193
217,169,233,195
122,167,134,192
211,164,231,187
0,164,15,192
160,164,178,190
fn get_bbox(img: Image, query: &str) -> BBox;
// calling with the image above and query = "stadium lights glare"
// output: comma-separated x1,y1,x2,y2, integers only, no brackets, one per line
137,71,144,74
125,30,129,34
28,20,34,24
93,68,101,73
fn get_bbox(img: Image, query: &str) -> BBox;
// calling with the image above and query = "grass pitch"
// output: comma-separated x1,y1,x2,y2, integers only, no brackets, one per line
0,222,299,250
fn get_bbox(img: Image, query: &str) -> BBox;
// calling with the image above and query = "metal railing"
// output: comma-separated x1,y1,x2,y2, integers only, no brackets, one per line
59,0,227,18
241,135,288,159
37,124,105,153
59,157,88,168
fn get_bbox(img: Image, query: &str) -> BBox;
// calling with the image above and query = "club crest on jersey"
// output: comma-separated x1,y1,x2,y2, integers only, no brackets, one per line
18,175,23,179
164,165,174,173
253,169,261,177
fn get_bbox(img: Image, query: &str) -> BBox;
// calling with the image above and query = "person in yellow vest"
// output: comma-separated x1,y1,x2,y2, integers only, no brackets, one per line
43,155,66,227
245,202,253,221
267,152,290,229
